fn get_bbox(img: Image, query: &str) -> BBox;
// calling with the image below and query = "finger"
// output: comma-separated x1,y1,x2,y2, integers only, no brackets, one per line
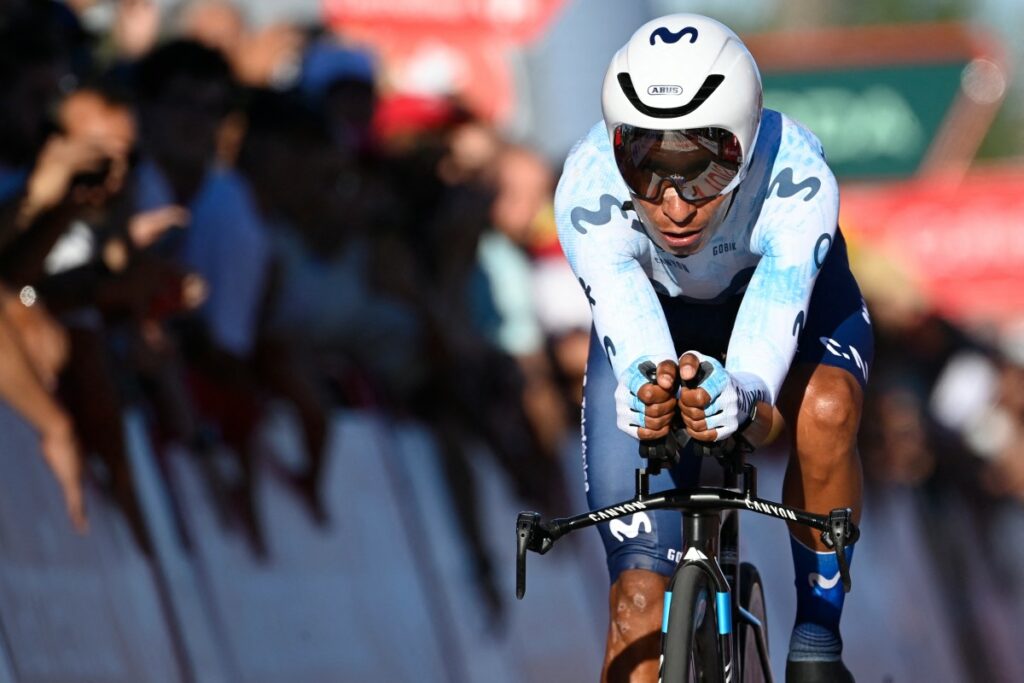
181,273,208,309
641,412,673,432
643,399,676,418
129,206,190,247
637,426,670,440
686,425,718,443
679,386,711,409
678,403,706,421
681,414,708,433
152,205,189,226
637,382,671,405
678,352,701,383
63,481,88,534
656,359,678,391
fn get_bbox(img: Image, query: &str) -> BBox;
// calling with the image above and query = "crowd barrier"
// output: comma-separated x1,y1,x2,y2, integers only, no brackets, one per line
3,402,1019,681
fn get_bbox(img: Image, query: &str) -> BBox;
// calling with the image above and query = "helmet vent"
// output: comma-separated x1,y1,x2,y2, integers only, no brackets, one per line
617,73,725,118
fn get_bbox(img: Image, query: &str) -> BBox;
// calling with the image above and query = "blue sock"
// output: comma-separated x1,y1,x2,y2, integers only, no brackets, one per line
788,535,854,662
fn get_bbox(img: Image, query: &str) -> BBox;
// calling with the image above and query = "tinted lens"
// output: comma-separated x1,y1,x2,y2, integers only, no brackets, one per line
613,125,742,201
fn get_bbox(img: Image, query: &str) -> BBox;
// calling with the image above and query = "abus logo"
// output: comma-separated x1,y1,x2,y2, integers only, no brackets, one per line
647,85,682,96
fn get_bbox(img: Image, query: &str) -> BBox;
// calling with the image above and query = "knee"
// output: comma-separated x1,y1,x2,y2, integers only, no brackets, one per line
609,570,667,644
790,371,863,480
800,371,862,439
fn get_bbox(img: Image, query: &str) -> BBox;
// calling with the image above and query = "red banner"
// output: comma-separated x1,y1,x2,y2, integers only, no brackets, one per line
324,0,564,123
841,166,1024,325
324,0,565,44
347,31,516,122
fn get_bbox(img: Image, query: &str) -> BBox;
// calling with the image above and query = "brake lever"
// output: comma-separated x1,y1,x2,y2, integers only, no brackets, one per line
516,512,556,599
820,508,859,593
516,512,538,599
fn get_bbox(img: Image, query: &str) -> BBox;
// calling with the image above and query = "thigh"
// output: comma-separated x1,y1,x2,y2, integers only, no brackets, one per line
583,327,701,582
793,229,874,390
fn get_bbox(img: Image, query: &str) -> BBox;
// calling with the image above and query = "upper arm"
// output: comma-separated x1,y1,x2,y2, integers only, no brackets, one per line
554,131,676,394
727,123,839,401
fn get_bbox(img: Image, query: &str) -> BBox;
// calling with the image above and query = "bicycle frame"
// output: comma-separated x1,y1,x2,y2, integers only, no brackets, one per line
516,446,858,681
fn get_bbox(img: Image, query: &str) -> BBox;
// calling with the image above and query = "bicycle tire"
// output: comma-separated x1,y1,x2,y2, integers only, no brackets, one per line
661,563,724,683
738,562,769,682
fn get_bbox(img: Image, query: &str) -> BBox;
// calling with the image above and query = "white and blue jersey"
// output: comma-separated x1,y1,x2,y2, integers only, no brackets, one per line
555,110,853,431
555,110,873,582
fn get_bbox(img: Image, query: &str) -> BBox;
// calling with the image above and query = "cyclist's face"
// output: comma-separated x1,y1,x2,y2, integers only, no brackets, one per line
633,184,730,256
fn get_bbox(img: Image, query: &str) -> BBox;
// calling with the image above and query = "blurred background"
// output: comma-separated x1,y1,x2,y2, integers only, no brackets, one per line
0,0,1022,681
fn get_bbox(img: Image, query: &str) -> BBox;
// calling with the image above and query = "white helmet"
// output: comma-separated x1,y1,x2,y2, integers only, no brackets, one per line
602,14,762,199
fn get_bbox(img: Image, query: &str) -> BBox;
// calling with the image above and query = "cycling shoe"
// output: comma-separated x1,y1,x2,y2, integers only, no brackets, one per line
785,659,855,683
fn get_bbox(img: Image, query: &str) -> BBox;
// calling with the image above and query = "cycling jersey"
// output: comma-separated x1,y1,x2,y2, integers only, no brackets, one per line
555,110,845,434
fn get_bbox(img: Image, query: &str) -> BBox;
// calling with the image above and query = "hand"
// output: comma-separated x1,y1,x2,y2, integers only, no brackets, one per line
1,296,69,390
233,24,304,86
634,359,679,440
21,136,111,223
39,418,88,533
114,0,161,59
128,205,190,249
678,351,753,442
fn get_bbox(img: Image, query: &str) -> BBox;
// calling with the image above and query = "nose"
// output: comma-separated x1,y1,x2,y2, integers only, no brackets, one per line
659,185,697,223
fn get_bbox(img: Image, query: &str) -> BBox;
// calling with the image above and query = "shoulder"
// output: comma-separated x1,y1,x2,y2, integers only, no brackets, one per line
744,111,839,257
555,121,628,208
554,122,644,260
197,167,257,211
193,167,265,231
764,111,837,201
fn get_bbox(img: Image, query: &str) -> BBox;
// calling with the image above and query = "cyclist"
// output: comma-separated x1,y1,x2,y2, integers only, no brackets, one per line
554,14,870,683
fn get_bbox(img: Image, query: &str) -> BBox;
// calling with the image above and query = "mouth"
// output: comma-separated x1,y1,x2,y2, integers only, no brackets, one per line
659,227,704,249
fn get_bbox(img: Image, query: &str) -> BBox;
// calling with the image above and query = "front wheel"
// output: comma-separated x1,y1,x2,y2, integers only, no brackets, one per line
661,564,723,683
738,562,770,682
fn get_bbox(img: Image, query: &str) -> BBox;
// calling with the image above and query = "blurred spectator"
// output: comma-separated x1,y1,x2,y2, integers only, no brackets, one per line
134,39,275,555
0,8,89,531
0,288,85,531
236,90,360,525
301,39,376,154
112,0,161,61
47,83,196,555
480,144,570,457
177,0,303,88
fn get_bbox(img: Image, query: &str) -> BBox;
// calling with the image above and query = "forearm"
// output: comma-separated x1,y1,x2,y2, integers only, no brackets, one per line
0,312,70,434
0,203,78,287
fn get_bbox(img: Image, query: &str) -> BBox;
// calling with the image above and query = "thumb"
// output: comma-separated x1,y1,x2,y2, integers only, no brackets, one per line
678,352,701,384
656,359,677,391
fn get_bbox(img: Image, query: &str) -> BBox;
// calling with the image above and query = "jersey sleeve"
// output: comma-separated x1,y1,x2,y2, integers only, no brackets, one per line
725,120,840,404
554,125,677,414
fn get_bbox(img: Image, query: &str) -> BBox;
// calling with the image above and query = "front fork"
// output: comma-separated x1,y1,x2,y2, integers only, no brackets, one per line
675,511,736,682
685,509,773,683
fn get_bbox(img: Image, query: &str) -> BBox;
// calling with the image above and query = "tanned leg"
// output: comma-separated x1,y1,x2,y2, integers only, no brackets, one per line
777,363,863,550
602,569,669,683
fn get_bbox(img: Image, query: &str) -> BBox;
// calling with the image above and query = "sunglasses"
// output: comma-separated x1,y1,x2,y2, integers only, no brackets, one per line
612,125,743,202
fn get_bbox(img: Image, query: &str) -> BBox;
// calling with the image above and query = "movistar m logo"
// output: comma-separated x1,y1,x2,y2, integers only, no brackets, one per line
649,26,699,45
570,193,630,235
648,84,682,96
792,310,805,337
809,571,841,590
609,513,653,542
743,498,798,521
769,167,821,202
